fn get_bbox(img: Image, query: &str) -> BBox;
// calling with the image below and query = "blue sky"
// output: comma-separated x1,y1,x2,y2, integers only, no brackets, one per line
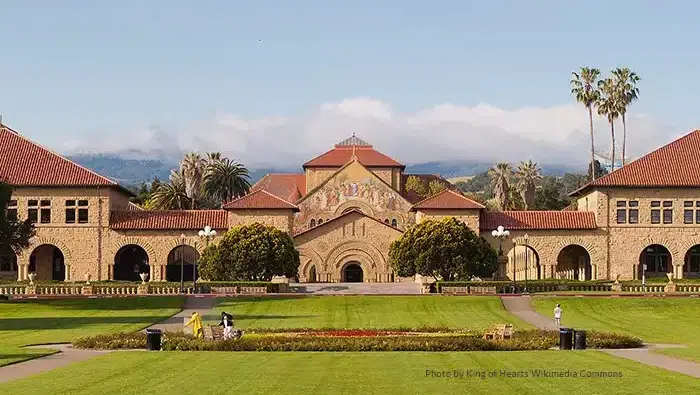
2,1,699,168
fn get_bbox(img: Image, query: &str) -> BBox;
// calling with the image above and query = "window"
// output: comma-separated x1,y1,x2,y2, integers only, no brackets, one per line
6,199,17,221
384,219,390,224
66,199,89,223
40,199,51,223
318,219,324,225
310,219,316,228
651,201,661,224
65,200,76,224
391,219,398,227
78,200,89,223
662,201,673,224
684,201,694,224
27,200,38,223
615,200,638,224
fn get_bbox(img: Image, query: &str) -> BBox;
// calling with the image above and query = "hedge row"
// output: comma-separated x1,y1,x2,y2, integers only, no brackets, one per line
0,280,279,292
436,280,616,293
73,329,642,351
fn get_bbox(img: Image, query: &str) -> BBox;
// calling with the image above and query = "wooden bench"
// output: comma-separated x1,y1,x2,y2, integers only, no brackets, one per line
483,324,513,340
469,286,497,295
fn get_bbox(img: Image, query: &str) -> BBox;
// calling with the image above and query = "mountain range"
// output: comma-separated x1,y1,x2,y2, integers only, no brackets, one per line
68,153,583,190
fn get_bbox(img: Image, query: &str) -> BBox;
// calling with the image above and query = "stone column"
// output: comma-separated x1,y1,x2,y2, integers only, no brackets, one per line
65,265,71,282
675,265,684,280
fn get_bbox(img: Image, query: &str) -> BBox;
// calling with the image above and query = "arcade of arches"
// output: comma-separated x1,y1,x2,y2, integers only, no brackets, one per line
29,245,65,281
166,245,200,282
506,244,593,281
113,245,149,282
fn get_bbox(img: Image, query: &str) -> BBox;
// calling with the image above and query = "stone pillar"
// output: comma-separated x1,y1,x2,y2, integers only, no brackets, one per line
675,265,684,280
65,265,71,282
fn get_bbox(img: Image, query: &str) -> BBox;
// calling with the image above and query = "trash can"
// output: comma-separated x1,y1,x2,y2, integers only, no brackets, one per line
146,328,162,351
574,330,587,350
559,328,573,350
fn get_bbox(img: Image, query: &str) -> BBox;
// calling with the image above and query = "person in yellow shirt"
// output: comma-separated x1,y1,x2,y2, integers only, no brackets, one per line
184,311,203,338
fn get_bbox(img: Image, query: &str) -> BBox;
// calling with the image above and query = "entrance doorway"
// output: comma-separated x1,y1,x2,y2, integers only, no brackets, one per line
343,263,363,283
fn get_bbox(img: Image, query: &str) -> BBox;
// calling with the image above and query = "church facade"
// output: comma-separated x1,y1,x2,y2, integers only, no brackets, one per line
2,123,700,284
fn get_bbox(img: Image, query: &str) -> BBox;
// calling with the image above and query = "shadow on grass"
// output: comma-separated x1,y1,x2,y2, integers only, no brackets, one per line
0,297,185,311
0,316,176,331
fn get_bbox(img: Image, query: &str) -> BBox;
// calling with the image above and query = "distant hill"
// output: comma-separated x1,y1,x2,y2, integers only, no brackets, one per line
68,154,585,190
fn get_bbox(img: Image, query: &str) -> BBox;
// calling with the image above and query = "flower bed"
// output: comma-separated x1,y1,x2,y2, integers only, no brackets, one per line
73,329,643,352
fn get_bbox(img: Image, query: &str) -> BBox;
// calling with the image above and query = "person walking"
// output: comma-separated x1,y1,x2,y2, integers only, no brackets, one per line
219,311,234,340
185,311,203,338
553,304,563,328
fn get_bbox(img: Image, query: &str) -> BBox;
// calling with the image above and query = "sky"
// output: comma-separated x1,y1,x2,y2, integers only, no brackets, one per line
2,1,700,170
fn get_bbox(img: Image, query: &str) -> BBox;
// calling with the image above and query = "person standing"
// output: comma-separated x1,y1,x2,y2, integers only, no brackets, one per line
219,311,234,340
185,311,203,338
553,304,563,328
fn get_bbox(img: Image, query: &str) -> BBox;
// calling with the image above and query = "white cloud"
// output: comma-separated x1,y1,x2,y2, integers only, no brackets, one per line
66,97,684,172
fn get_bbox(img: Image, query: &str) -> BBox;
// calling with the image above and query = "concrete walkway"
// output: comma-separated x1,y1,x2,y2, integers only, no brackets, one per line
499,294,700,378
0,296,219,384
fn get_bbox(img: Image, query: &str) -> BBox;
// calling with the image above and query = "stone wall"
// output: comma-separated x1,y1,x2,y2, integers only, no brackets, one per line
228,209,295,233
415,209,481,232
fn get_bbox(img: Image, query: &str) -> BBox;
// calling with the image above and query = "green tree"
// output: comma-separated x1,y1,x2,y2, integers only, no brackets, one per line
180,153,207,208
587,159,609,181
612,67,640,166
533,177,571,210
571,67,602,180
597,77,623,171
488,162,512,211
515,160,542,210
405,175,428,198
428,179,447,196
388,217,498,281
198,222,300,281
203,158,251,205
0,182,36,257
150,169,192,210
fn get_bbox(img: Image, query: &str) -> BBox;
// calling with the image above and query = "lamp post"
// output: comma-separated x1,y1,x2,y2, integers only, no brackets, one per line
179,234,186,294
523,233,530,294
491,226,510,288
197,226,217,290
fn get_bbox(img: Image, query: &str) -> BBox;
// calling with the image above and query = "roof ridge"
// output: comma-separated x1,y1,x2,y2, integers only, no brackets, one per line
223,189,299,209
1,125,118,187
411,188,485,209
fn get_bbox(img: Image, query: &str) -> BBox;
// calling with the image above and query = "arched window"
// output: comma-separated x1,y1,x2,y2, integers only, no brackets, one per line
391,219,398,227
310,219,316,228
318,219,324,224
384,219,389,224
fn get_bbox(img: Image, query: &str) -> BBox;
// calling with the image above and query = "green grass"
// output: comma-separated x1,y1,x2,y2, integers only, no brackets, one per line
211,296,532,330
2,350,699,395
533,296,700,361
0,297,183,366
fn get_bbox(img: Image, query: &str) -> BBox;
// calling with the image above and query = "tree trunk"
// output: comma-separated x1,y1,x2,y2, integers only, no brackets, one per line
588,106,596,180
610,121,616,171
621,113,627,167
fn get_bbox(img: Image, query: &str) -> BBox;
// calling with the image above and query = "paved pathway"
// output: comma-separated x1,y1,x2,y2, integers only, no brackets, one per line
289,282,422,294
0,296,219,384
499,294,700,378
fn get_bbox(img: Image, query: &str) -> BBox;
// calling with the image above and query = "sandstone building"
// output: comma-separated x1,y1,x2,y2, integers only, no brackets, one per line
1,123,700,283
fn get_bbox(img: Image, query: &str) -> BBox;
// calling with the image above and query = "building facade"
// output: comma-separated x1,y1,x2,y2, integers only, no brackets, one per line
2,124,700,283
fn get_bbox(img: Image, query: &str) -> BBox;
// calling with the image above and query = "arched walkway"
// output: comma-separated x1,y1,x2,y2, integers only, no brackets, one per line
166,245,200,282
0,248,18,280
639,244,672,279
506,245,540,281
556,245,592,281
114,245,150,281
309,265,317,283
29,245,65,281
342,262,364,282
684,245,700,278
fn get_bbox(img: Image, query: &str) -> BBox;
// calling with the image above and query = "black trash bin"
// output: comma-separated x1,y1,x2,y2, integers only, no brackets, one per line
146,328,162,351
559,328,573,350
574,330,587,350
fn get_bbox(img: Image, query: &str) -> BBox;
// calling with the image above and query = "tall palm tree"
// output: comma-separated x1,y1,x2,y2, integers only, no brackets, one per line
180,153,207,208
515,160,542,210
597,77,623,171
488,162,512,211
612,68,640,166
206,152,222,163
203,158,252,204
150,169,191,210
571,67,601,180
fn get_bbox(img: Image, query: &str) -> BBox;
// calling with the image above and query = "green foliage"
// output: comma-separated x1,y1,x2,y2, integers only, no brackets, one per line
198,223,300,281
203,158,251,204
389,217,498,281
533,177,572,210
587,160,609,181
404,175,428,198
427,179,447,196
0,181,35,255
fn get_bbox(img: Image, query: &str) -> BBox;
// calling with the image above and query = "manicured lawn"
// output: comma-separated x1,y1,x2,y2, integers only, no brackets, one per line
211,296,532,330
533,296,700,361
0,297,183,366
2,350,699,395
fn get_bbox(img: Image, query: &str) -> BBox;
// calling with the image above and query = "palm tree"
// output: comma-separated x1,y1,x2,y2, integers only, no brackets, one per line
571,67,601,180
203,158,252,204
206,152,222,163
597,78,623,171
180,153,207,208
488,162,512,211
150,169,191,210
515,160,542,210
612,68,640,166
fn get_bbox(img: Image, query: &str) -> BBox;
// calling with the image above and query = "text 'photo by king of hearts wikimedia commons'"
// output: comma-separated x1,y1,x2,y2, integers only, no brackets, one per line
425,368,624,380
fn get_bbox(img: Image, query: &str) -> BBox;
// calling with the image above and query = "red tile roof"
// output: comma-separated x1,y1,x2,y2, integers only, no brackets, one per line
411,189,485,210
223,189,300,211
572,129,700,195
251,173,306,202
480,211,597,231
0,124,126,190
293,209,403,237
400,174,455,203
303,138,404,168
110,210,228,230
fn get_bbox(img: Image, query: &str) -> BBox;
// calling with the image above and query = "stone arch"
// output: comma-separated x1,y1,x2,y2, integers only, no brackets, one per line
165,245,200,282
23,237,72,261
324,241,387,271
334,200,376,217
551,238,603,280
298,247,324,282
634,237,681,279
164,237,202,254
556,244,593,281
111,237,157,264
505,243,540,281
